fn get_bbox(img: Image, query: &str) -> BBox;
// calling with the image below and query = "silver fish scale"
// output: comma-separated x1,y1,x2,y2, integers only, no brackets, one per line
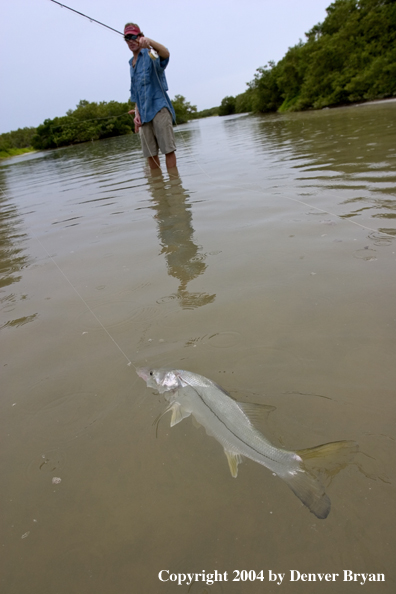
137,367,355,519
173,370,299,470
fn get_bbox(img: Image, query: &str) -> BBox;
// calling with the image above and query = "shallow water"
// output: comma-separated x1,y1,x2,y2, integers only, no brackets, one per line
1,102,395,593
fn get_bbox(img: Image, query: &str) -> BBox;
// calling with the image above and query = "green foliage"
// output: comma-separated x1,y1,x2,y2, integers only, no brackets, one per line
220,0,396,115
0,127,37,158
172,95,197,124
234,90,254,113
247,62,283,112
1,95,207,156
218,96,236,116
192,106,220,119
31,100,134,150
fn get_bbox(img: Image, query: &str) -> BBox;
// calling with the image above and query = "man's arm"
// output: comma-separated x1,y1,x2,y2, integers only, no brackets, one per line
128,104,141,132
138,37,170,59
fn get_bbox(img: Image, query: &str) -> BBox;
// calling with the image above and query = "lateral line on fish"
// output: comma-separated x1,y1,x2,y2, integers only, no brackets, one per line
179,376,282,466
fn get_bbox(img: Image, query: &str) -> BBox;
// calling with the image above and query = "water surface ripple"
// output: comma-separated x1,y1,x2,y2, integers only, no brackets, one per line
1,102,395,593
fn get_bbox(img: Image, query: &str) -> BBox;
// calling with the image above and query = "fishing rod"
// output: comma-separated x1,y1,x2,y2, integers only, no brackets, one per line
48,0,124,36
48,1,158,57
47,0,164,139
48,1,171,145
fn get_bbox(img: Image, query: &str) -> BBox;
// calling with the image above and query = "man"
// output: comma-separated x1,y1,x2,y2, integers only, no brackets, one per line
125,23,177,170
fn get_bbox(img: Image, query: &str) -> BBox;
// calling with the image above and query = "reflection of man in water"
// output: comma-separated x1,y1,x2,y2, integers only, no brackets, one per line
147,171,215,309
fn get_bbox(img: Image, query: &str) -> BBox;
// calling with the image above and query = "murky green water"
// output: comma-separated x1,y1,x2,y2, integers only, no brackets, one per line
1,102,395,593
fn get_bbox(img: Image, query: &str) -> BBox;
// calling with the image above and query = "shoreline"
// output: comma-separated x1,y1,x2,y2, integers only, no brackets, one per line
0,147,37,161
2,97,395,161
355,97,396,107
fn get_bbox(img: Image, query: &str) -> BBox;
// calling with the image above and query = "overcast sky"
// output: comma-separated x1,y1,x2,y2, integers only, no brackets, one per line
0,0,332,134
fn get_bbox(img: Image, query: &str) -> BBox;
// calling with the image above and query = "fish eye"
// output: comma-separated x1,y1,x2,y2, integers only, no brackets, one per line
149,371,153,376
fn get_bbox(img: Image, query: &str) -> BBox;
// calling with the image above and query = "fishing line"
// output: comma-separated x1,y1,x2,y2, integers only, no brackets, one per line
131,46,180,170
133,47,216,181
47,0,396,239
46,0,183,165
150,66,395,240
150,70,391,238
195,166,396,239
68,113,129,123
0,186,135,369
47,1,163,150
145,49,396,238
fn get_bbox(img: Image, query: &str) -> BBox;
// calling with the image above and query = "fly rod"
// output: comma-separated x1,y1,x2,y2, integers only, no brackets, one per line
48,0,124,36
49,0,159,59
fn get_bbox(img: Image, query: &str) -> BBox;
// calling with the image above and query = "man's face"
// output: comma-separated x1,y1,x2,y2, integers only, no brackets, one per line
125,33,142,52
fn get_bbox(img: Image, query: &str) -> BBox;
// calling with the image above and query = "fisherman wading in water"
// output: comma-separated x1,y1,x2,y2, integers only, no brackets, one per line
125,23,177,171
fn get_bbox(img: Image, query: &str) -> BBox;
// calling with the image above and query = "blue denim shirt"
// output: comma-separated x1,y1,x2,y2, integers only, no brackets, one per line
129,49,176,124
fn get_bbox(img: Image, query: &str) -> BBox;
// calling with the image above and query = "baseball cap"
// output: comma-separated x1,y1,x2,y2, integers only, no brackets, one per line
124,24,141,36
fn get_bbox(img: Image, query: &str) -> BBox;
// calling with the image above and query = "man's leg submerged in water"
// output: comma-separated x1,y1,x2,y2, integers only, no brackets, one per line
147,151,176,170
165,151,176,169
147,155,161,169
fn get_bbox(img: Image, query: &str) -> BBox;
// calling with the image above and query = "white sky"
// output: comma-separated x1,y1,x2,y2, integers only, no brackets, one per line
0,0,332,134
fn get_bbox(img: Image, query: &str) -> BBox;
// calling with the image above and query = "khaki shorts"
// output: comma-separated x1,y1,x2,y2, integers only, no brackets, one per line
139,107,176,158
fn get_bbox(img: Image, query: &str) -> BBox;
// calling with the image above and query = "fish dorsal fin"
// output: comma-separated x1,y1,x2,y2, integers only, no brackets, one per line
238,402,276,426
224,450,243,478
170,402,191,427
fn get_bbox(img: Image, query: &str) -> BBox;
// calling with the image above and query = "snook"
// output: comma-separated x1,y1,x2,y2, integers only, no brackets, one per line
137,367,357,519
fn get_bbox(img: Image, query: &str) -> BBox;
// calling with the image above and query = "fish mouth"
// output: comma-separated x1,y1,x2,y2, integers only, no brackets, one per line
136,367,150,381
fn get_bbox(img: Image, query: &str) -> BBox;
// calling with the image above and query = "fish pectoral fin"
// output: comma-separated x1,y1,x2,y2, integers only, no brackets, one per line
152,404,175,438
224,449,243,478
238,402,276,426
170,402,191,427
152,402,191,435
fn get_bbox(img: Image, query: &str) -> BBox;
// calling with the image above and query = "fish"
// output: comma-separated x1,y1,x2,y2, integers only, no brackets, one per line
137,367,357,519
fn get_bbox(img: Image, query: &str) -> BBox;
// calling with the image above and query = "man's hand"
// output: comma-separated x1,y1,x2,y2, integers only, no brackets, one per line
138,36,170,59
128,109,142,133
138,36,151,49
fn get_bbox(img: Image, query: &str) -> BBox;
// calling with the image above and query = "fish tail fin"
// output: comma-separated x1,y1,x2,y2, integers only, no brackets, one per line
297,440,359,487
282,440,358,519
282,468,331,519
